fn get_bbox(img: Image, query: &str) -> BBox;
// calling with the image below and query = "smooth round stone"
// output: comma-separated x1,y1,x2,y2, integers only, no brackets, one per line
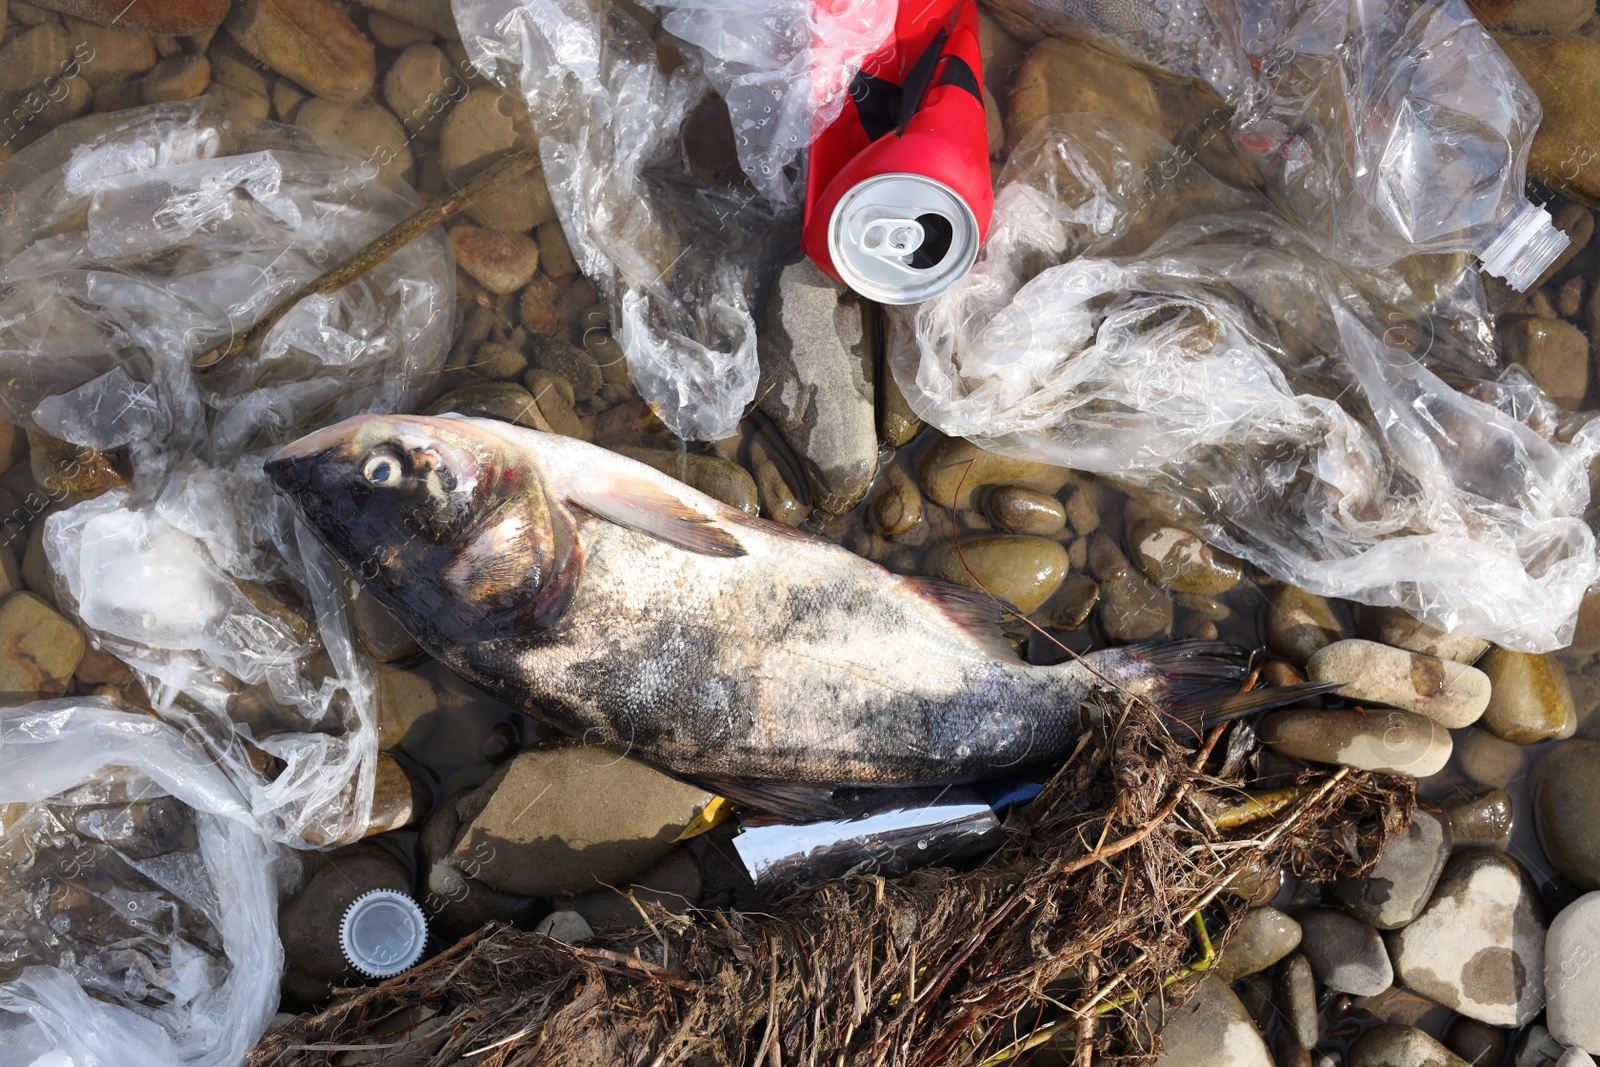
1515,1025,1573,1067
1534,741,1600,890
872,467,923,537
1307,639,1491,728
1546,892,1600,1054
1267,584,1350,664
1334,808,1451,929
1443,1017,1508,1066
1149,976,1271,1067
1351,1025,1472,1067
1358,605,1489,664
1213,906,1302,983
425,383,549,430
1386,849,1546,1027
985,485,1066,536
1279,952,1319,1049
1295,908,1393,996
1457,727,1527,790
916,436,1071,510
923,535,1068,614
1557,1050,1598,1067
1128,517,1241,594
1479,648,1575,745
1444,788,1513,848
1258,707,1452,778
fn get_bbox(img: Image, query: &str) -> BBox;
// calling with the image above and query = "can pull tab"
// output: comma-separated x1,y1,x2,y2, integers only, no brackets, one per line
860,217,925,262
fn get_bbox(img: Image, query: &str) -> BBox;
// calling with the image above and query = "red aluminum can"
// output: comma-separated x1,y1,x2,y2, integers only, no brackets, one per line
801,0,993,304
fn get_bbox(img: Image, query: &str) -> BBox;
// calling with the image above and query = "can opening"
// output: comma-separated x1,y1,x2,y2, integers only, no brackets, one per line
909,212,954,270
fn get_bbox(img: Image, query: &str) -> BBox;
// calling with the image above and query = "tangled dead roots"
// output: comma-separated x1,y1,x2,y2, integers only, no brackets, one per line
251,698,1413,1067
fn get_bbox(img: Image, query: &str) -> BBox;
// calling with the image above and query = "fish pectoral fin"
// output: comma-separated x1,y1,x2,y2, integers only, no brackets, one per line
567,474,747,558
905,577,1026,664
682,775,845,820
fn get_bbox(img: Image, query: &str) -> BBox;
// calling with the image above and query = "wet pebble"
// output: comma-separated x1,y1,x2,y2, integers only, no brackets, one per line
1224,857,1284,907
1268,585,1351,664
749,436,805,527
923,534,1067,614
525,333,604,403
1472,0,1594,33
347,582,421,664
1443,787,1513,847
1357,606,1488,664
1006,36,1163,154
756,251,877,515
444,746,716,898
1498,34,1600,204
533,909,593,943
418,790,546,942
916,436,1070,511
878,364,922,447
1386,849,1546,1027
1127,517,1240,594
1478,648,1575,744
34,0,227,32
437,86,547,232
141,53,210,101
1545,892,1600,1055
1295,908,1393,996
1534,740,1600,889
568,849,701,931
352,0,458,38
1501,316,1589,409
226,0,375,101
449,225,540,294
1213,905,1301,983
366,752,428,835
0,23,69,96
1279,951,1319,1049
1149,975,1271,1067
383,43,454,140
70,18,158,83
1043,572,1099,631
523,371,584,439
1351,1025,1473,1067
1443,1017,1508,1067
425,382,549,431
0,591,85,704
1091,538,1173,640
1258,707,1452,777
375,665,438,750
614,447,758,514
985,485,1065,536
279,845,411,982
1333,808,1451,930
1307,639,1490,728
871,466,922,537
28,431,125,500
296,98,413,179
1456,726,1526,790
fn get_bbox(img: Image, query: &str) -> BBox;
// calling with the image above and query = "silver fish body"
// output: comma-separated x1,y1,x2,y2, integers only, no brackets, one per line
268,414,1314,811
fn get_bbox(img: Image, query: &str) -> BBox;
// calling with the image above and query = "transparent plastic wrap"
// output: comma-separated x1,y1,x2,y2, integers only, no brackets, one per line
450,0,892,439
0,102,454,847
0,700,285,1067
894,115,1599,653
991,0,1566,290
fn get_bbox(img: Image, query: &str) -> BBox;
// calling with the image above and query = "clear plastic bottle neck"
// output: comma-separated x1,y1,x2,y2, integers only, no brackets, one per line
1479,201,1569,292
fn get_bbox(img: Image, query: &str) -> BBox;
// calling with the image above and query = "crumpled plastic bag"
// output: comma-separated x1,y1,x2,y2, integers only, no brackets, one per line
0,700,286,1067
990,0,1566,289
893,114,1599,652
0,101,454,847
451,0,893,439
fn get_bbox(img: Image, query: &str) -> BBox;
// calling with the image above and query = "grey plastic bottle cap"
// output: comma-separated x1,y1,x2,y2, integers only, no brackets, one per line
339,888,427,979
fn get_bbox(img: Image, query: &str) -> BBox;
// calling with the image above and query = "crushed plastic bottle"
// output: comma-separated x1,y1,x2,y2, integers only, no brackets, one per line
0,102,454,847
894,115,1598,653
991,0,1567,291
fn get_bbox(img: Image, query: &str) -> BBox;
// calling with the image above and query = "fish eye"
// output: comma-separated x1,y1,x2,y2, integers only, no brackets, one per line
362,450,404,488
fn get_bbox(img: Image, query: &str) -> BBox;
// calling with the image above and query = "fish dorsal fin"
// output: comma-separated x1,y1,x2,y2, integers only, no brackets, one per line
905,576,1025,664
567,474,747,558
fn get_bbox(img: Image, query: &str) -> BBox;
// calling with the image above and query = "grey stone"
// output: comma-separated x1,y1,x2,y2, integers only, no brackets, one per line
756,251,878,515
1149,976,1271,1067
1557,1050,1597,1067
1334,809,1451,929
1213,906,1301,983
279,845,410,982
1267,584,1350,663
1514,1025,1570,1067
446,746,715,898
1257,707,1452,778
1307,639,1490,728
1546,892,1600,1054
1351,1025,1472,1067
1295,908,1393,996
533,909,593,943
1534,741,1600,890
1386,849,1546,1026
417,788,545,942
1357,605,1488,664
1278,951,1318,1049
568,849,701,930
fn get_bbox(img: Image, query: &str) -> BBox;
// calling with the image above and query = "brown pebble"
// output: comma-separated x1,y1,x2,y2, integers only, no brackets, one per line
449,225,540,295
985,485,1066,536
226,0,375,101
923,534,1068,614
74,645,133,686
1179,615,1219,640
518,276,564,335
1044,572,1099,631
1442,1016,1507,1066
524,370,584,439
32,0,228,33
1260,660,1307,688
481,722,519,764
871,467,923,537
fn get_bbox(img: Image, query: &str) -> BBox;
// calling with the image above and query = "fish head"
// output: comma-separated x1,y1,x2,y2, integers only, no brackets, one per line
266,413,580,646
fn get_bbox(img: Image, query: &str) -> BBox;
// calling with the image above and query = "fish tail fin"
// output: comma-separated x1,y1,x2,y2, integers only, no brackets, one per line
1116,640,1340,736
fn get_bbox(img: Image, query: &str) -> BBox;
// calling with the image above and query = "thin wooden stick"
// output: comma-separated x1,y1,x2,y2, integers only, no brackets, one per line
193,146,540,369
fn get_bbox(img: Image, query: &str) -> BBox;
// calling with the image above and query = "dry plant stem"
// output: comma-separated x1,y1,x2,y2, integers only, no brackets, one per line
192,147,542,369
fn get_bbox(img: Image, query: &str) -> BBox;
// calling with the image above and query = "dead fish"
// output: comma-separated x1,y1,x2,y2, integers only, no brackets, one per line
267,414,1326,816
